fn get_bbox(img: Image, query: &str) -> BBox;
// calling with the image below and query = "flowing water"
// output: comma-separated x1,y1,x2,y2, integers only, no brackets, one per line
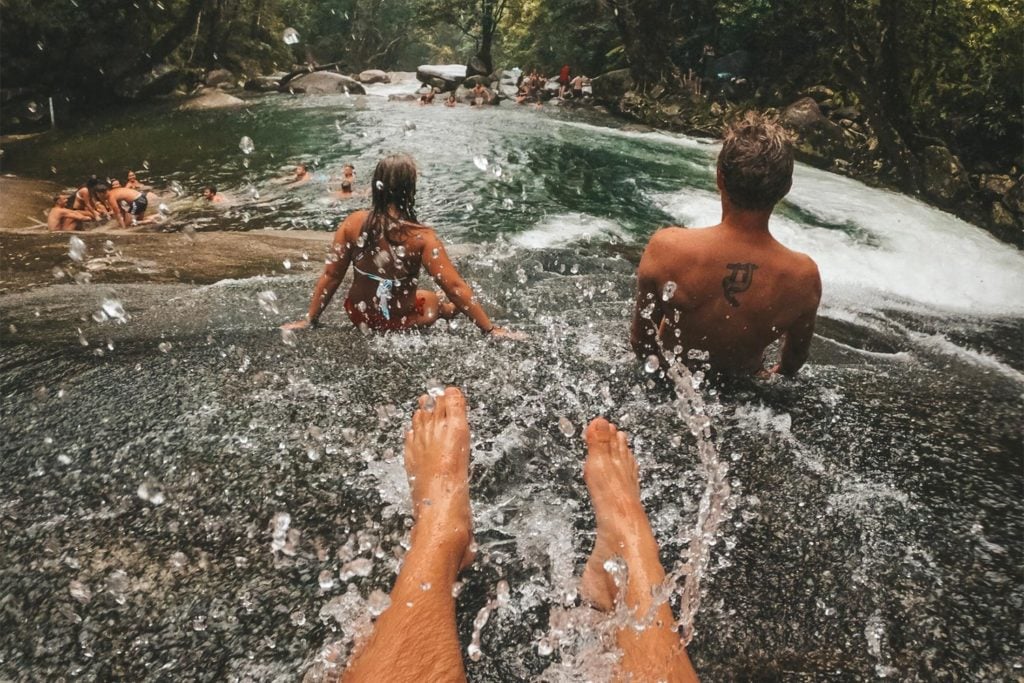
1,83,1022,681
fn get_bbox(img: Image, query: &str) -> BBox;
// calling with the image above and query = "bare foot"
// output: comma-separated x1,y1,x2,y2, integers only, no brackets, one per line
404,387,475,568
580,417,650,611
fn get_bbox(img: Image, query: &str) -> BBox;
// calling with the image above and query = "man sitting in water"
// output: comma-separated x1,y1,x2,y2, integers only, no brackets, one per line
283,153,520,338
202,185,226,203
321,387,698,683
105,184,150,227
47,193,95,231
470,82,491,106
631,112,821,376
290,163,311,185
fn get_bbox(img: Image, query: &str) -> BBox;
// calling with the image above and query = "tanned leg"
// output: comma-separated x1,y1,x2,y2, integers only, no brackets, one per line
342,388,475,683
581,418,699,683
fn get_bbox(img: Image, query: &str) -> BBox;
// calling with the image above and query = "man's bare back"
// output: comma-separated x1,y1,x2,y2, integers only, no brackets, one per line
631,112,821,377
632,222,820,375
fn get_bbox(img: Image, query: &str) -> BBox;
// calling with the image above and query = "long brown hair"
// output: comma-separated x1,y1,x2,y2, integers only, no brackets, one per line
362,154,419,247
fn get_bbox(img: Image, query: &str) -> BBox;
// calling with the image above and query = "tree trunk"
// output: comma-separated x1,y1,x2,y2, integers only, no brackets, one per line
607,0,680,87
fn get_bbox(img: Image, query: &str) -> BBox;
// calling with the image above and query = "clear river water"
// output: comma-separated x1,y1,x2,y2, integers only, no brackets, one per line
1,81,1022,681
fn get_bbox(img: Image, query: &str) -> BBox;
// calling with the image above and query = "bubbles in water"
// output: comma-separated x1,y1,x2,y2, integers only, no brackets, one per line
102,239,115,254
191,616,207,632
367,589,391,617
238,136,255,155
69,580,92,604
250,186,260,200
282,27,300,45
502,198,515,209
158,203,171,216
644,355,661,373
558,416,575,437
68,236,87,262
465,203,474,211
137,480,166,505
281,328,297,347
339,557,373,581
473,156,489,172
170,552,187,569
403,120,416,136
661,281,678,301
170,181,184,196
426,379,445,398
282,259,292,269
270,511,291,553
158,341,172,353
318,570,335,591
257,290,279,315
290,610,307,627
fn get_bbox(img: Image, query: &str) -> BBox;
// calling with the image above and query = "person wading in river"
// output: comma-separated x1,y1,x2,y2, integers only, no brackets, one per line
283,154,521,338
631,112,821,377
327,386,698,683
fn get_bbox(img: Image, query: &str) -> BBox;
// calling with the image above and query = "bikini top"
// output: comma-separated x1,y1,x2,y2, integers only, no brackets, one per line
352,264,401,320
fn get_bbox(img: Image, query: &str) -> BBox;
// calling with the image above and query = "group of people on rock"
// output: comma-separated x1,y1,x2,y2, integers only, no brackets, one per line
48,173,154,232
286,113,821,682
414,66,590,109
418,81,494,107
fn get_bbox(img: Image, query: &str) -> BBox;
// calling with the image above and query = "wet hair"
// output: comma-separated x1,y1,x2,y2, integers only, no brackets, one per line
341,180,352,192
343,164,354,172
717,111,794,210
203,185,217,195
53,193,67,205
363,154,418,247
93,181,110,193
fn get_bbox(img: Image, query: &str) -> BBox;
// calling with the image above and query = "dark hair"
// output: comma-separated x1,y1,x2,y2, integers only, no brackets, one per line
204,185,217,194
341,181,352,191
93,181,110,193
363,154,418,247
53,193,66,204
343,163,354,171
717,111,794,210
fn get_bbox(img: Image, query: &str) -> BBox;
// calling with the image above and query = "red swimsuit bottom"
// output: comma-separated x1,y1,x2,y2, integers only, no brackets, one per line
344,296,425,332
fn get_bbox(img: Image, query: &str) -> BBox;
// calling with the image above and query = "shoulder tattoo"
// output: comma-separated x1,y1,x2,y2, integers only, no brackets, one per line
722,263,758,307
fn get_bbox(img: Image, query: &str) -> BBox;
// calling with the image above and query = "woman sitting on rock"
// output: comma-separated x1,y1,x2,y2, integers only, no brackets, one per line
283,153,521,338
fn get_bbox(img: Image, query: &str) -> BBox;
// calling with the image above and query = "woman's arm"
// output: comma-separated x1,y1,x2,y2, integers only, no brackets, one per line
422,230,513,335
282,214,358,330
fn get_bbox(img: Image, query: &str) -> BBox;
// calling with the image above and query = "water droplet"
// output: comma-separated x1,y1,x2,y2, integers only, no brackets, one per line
141,160,150,171
644,355,660,373
170,181,184,196
290,610,306,626
557,417,575,437
420,582,431,591
465,203,474,211
375,180,384,191
158,203,171,216
318,570,335,591
158,341,172,353
239,136,255,155
36,41,45,51
662,281,678,301
502,198,515,209
282,27,300,45
68,236,87,262
281,328,297,347
473,156,489,172
403,120,416,135
101,298,128,323
339,557,373,580
257,290,279,315
282,258,292,269
192,616,207,631
367,589,391,616
137,480,166,505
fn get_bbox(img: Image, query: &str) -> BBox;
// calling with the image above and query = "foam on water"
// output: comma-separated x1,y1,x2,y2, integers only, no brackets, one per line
652,170,1024,316
513,213,631,249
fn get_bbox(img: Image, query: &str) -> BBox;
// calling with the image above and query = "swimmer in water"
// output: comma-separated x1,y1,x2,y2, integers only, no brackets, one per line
283,154,521,338
419,88,436,105
47,193,95,231
444,92,457,107
125,170,147,190
202,185,226,203
325,387,698,683
631,112,821,377
289,163,311,185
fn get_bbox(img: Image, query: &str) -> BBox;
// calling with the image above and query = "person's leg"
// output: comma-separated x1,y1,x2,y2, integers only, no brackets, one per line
342,388,475,683
581,418,699,683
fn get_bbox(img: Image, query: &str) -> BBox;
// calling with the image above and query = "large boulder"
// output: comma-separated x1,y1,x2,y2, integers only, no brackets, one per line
358,69,390,84
781,97,827,129
205,68,235,87
782,97,847,163
285,71,366,95
416,64,466,92
462,74,489,88
921,145,970,204
591,69,634,103
178,88,245,110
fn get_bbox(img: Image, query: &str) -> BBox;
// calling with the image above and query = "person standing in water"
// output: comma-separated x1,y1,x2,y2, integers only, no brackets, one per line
329,387,697,683
105,185,150,227
631,112,821,377
283,154,520,337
